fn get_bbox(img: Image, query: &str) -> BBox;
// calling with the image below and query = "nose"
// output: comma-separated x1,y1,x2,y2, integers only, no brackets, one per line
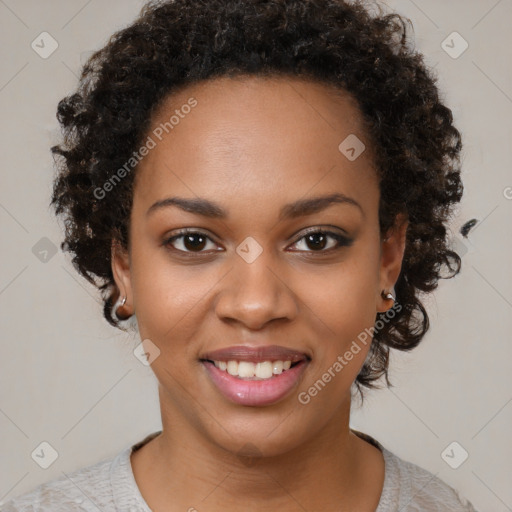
214,251,298,330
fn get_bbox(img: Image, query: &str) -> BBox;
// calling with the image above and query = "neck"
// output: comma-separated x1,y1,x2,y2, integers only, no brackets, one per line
131,392,383,511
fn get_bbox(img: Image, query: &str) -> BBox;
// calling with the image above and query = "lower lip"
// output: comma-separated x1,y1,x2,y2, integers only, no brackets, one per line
202,360,309,406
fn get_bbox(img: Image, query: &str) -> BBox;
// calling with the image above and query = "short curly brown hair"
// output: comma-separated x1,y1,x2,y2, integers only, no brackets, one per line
50,0,463,398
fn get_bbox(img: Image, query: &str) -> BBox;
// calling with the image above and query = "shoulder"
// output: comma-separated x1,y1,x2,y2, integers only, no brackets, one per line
379,446,478,511
350,429,478,512
0,450,122,512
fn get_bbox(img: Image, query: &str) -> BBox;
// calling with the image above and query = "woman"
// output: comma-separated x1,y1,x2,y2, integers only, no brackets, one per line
2,0,478,510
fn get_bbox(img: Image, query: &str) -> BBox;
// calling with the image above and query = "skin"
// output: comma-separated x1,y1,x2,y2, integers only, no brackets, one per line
112,75,408,512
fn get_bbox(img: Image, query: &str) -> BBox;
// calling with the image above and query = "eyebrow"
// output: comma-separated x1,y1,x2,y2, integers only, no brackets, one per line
146,192,364,220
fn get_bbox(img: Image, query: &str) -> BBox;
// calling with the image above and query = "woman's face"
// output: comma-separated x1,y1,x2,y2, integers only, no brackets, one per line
113,75,407,457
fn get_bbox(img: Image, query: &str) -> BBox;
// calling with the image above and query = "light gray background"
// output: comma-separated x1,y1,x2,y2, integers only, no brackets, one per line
1,0,511,510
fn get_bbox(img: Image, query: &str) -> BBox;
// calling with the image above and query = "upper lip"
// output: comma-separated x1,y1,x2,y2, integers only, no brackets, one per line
200,345,310,363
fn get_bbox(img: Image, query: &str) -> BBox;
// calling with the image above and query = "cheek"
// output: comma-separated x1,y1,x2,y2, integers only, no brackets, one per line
295,254,379,392
129,244,210,353
305,256,379,344
295,276,376,412
315,278,376,333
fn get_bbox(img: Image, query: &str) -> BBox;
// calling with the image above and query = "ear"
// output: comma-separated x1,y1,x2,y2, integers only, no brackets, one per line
111,239,134,314
377,213,408,313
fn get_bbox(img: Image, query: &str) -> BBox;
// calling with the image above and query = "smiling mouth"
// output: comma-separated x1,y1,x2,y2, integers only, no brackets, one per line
200,357,310,406
201,359,303,380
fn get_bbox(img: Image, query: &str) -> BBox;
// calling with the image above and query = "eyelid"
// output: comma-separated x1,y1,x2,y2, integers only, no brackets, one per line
163,226,352,254
163,228,221,253
291,225,350,241
287,227,352,253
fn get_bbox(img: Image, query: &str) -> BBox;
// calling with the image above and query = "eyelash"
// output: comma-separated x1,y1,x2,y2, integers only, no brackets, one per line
162,228,353,256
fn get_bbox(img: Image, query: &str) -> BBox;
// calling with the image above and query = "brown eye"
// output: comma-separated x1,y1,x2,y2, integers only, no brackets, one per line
164,231,218,253
163,228,352,256
182,233,207,251
289,230,353,253
304,232,328,250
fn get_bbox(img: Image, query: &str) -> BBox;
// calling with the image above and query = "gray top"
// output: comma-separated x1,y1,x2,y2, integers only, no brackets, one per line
1,430,478,511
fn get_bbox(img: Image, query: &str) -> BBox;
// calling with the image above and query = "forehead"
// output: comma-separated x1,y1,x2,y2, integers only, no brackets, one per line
133,75,379,219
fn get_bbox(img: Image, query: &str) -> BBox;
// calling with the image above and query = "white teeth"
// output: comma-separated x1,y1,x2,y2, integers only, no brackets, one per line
211,359,296,379
238,361,255,378
227,360,239,376
255,361,273,379
273,361,283,374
